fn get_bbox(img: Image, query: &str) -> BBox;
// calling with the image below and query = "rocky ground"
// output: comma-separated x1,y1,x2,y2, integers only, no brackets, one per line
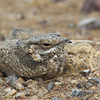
0,0,100,100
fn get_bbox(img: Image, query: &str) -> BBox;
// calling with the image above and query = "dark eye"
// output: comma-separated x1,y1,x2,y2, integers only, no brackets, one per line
43,43,51,46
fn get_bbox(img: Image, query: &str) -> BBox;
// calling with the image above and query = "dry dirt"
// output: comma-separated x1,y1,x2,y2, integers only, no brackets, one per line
0,0,100,100
0,0,100,41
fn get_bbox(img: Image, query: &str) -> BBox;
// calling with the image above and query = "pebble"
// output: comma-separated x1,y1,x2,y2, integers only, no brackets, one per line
47,81,54,91
85,98,89,100
42,87,48,94
5,74,19,85
38,20,48,25
77,17,100,29
60,93,66,98
15,92,25,97
9,13,24,20
23,79,34,86
67,23,75,28
28,81,38,88
4,87,11,93
85,90,93,93
70,80,78,84
16,13,25,19
80,70,91,77
5,89,16,97
32,88,38,94
85,83,94,88
14,77,25,90
87,78,100,85
55,82,62,85
76,83,82,88
15,96,26,99
30,95,38,100
56,77,63,81
52,0,65,2
52,97,61,100
38,89,43,97
71,89,86,97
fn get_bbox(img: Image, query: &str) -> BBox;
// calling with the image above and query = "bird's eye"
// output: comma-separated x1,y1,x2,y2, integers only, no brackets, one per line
43,43,51,46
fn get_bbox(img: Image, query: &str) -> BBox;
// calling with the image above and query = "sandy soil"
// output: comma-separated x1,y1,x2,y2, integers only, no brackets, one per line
0,0,100,41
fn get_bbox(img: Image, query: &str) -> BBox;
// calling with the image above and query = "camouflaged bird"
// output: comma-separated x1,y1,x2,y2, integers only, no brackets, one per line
0,33,71,83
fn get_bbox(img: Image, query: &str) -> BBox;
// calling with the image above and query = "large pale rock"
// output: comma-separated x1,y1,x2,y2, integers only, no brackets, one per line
77,18,100,29
64,40,100,76
6,28,32,40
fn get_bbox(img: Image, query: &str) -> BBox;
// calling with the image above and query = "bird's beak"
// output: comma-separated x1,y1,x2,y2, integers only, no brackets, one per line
61,39,72,43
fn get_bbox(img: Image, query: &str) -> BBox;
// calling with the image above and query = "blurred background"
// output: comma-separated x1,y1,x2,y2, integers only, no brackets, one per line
0,0,100,41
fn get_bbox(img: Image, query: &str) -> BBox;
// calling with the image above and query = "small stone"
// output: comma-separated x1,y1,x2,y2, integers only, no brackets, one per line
42,87,48,94
38,89,43,97
52,97,61,100
52,0,65,2
76,83,82,88
80,70,91,77
0,79,4,83
67,23,75,28
25,92,31,97
56,77,63,81
67,95,70,98
47,81,54,91
85,90,93,93
14,77,25,90
32,88,38,94
16,13,24,19
15,96,26,99
71,89,86,97
28,81,38,88
5,74,19,85
23,79,34,86
70,80,78,84
4,87,11,93
30,95,38,100
60,93,66,98
5,89,16,97
85,83,94,88
87,78,100,85
38,20,48,25
55,82,62,85
85,98,89,100
15,92,25,97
